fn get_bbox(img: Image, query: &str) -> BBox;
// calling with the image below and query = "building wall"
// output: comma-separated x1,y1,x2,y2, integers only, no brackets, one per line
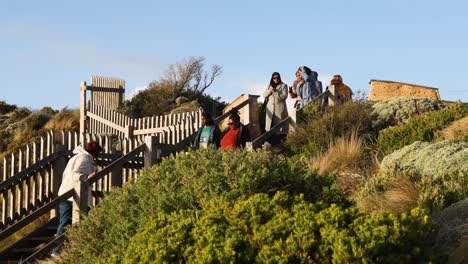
368,80,441,101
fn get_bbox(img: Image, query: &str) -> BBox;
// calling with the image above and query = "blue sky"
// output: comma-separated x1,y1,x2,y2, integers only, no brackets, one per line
1,0,467,109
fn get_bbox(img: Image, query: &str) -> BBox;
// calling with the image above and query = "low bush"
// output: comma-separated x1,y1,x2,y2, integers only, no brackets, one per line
123,192,436,263
287,100,375,157
59,148,346,263
356,140,468,212
371,96,444,130
378,102,468,155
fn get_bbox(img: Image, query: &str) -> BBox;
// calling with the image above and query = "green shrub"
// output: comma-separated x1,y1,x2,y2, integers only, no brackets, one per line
59,148,346,263
356,140,468,211
123,192,436,263
378,102,468,155
371,96,444,130
287,100,375,157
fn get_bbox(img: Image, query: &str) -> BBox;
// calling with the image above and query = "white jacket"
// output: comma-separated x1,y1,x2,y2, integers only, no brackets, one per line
58,145,96,205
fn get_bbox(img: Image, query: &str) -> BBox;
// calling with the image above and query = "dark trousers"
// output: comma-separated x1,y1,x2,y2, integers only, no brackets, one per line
56,201,72,236
51,201,72,255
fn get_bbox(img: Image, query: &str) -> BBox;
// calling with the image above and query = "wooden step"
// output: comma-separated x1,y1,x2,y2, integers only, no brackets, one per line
11,247,38,253
0,260,21,264
29,236,54,242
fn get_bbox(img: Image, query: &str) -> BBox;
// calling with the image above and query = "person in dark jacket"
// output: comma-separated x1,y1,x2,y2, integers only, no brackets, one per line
194,112,222,149
220,111,251,149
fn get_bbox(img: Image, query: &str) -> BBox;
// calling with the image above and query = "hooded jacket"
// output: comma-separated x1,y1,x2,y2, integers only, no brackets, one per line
297,70,323,109
58,145,96,205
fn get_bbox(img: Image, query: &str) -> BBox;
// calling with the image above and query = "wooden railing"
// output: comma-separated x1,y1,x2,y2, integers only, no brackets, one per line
86,102,203,140
246,90,333,150
80,77,204,148
0,134,154,264
0,131,145,231
81,77,260,159
246,116,295,150
157,96,256,157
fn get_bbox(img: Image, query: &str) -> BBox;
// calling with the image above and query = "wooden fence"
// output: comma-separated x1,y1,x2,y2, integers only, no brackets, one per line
89,76,125,110
80,77,204,146
0,130,145,231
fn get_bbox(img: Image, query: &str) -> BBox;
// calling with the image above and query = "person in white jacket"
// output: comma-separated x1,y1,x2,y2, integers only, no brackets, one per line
51,141,102,257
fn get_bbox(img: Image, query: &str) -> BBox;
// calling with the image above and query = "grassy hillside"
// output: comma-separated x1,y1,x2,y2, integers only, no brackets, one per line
53,97,468,263
0,101,79,159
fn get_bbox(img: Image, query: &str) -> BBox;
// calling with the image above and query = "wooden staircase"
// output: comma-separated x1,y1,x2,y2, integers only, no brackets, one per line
0,218,59,263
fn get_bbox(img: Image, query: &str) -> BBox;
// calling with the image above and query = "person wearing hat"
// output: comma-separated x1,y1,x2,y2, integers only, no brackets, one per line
51,141,102,257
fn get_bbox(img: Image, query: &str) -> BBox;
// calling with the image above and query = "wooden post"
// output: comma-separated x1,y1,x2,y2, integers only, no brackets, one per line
328,85,337,106
125,125,134,139
80,81,87,144
111,151,123,188
289,110,297,131
51,145,67,219
245,142,253,152
245,95,261,140
144,136,157,168
72,180,88,224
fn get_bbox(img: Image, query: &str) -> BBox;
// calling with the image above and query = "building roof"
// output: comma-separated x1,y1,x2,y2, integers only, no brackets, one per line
369,79,439,91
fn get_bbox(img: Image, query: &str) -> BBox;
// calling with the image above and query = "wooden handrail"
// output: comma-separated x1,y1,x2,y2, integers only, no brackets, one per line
85,143,146,187
308,90,330,105
214,97,251,124
0,150,65,193
247,116,293,150
86,111,127,133
0,189,74,241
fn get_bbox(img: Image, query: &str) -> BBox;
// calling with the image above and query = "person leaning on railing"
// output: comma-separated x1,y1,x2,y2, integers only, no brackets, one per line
50,141,102,258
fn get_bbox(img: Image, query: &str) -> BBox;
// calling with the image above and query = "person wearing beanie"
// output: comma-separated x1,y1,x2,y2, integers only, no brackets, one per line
51,141,102,257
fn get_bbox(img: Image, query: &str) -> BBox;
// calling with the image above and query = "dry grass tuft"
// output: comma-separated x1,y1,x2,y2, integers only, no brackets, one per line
356,176,419,214
436,116,468,141
307,130,363,176
43,108,79,131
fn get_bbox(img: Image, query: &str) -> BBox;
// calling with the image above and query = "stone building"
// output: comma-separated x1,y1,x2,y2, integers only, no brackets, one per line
368,80,441,101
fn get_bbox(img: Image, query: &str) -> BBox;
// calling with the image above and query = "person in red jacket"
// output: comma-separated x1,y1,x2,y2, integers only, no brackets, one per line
220,111,250,149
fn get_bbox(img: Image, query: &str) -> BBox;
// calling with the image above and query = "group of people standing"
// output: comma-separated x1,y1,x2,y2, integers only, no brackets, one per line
262,67,352,138
193,66,353,150
194,110,251,150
